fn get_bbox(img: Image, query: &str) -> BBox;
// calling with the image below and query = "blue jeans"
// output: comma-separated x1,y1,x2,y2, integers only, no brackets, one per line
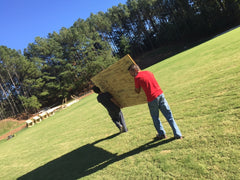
109,110,128,132
148,94,182,137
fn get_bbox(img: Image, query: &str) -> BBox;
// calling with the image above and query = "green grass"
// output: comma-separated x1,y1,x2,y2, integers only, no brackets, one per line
0,27,240,180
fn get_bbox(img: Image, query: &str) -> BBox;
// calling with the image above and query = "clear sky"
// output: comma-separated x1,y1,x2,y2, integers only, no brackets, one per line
0,0,127,52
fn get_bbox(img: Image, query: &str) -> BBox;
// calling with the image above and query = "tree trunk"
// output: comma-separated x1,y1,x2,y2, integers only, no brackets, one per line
0,83,16,116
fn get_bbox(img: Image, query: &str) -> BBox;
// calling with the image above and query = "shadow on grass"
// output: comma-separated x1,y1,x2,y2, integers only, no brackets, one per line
18,133,175,180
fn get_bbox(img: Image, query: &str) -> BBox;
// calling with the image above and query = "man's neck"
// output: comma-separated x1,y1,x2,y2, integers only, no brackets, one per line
134,70,140,77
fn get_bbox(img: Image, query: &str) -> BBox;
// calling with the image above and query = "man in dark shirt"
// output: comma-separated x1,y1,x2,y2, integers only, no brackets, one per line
92,86,128,133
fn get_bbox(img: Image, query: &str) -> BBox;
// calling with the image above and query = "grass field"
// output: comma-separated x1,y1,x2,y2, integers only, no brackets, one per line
0,27,239,180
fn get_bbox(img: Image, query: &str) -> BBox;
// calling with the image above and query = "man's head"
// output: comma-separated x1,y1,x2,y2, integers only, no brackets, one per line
92,86,101,94
128,64,140,77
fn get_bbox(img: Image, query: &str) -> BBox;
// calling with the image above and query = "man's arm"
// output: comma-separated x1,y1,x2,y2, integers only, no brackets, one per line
110,98,122,108
135,87,141,94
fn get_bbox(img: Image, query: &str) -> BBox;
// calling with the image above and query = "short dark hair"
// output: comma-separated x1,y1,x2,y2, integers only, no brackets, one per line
92,86,101,94
128,64,140,71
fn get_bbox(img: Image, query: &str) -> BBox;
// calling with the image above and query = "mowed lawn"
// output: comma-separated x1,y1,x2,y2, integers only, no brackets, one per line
0,27,239,180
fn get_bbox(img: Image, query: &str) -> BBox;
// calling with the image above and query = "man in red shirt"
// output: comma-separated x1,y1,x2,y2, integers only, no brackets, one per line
128,64,182,140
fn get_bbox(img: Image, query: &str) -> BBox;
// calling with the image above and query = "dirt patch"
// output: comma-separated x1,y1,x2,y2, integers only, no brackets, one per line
0,119,26,141
0,118,26,123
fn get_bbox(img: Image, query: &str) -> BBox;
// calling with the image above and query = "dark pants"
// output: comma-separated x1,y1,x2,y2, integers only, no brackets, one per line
109,110,128,132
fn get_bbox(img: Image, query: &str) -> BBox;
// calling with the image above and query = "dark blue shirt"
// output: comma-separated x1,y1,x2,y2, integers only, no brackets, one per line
97,92,120,113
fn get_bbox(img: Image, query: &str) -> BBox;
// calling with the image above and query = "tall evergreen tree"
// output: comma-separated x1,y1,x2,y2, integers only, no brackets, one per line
0,46,41,119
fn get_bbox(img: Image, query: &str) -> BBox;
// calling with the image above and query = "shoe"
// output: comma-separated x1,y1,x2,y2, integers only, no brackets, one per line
120,126,124,133
154,134,167,140
174,136,183,139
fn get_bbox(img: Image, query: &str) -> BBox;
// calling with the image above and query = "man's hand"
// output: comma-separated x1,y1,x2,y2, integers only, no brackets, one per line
111,98,122,108
135,87,141,94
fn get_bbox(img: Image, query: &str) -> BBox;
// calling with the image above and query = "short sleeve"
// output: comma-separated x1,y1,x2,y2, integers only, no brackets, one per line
134,77,140,88
105,92,113,99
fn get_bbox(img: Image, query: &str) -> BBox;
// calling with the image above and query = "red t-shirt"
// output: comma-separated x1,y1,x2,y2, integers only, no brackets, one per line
134,71,163,102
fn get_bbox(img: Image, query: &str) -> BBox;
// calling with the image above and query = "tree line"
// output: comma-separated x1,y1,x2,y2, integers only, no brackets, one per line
1,0,240,120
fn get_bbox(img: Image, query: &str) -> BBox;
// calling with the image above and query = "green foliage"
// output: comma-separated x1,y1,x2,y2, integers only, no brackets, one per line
18,95,41,113
119,35,131,56
22,19,117,107
0,46,41,119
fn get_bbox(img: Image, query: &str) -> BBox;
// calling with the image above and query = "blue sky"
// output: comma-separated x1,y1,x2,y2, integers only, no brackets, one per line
0,0,127,52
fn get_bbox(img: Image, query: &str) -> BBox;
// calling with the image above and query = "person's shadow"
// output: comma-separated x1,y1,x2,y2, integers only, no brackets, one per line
18,133,175,180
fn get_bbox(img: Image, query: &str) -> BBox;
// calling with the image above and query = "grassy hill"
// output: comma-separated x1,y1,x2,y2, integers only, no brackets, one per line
0,27,239,180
